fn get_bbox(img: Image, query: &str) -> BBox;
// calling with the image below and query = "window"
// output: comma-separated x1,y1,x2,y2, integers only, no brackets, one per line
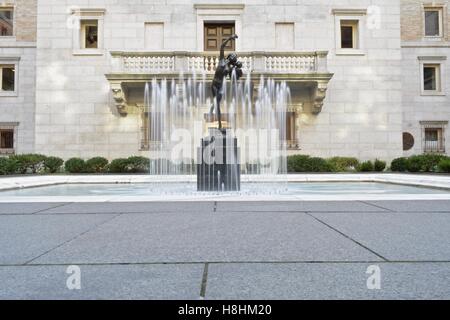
0,129,13,149
423,64,440,91
424,8,443,37
285,112,297,149
0,125,15,154
71,9,105,55
81,20,98,49
424,128,445,153
141,112,163,150
419,56,446,95
0,8,13,36
0,65,15,92
340,20,358,49
333,9,366,55
204,23,235,51
278,112,298,149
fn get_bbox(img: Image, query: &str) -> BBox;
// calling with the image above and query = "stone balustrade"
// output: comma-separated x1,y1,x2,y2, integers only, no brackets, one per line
110,51,329,74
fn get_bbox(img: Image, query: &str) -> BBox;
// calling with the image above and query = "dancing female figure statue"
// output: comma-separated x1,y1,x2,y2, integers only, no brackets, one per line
210,34,243,129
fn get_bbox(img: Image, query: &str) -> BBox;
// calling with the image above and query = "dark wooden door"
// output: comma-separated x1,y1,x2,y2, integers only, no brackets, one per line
204,23,235,51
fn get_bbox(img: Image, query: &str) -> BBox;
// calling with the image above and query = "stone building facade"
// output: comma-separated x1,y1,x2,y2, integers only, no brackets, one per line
0,0,448,162
401,0,450,156
0,0,37,155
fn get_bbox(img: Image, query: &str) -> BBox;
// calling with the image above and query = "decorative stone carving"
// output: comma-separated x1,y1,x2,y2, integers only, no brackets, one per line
110,83,127,115
288,103,304,113
312,82,328,114
106,51,334,115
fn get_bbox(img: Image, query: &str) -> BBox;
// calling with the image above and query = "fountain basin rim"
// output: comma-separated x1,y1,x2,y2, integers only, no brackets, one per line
1,174,450,193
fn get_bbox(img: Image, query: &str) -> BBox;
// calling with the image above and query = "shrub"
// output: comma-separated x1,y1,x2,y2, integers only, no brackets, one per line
287,155,333,172
64,158,86,173
85,157,109,173
308,157,334,172
438,159,450,173
0,157,9,175
287,155,310,172
358,161,374,172
406,154,447,173
390,157,408,172
127,156,150,173
374,159,387,172
0,157,20,175
8,154,47,174
43,156,64,173
327,157,359,172
108,158,129,173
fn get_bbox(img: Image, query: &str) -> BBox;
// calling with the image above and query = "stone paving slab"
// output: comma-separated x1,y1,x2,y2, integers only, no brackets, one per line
310,212,450,261
365,200,450,212
0,203,69,215
32,212,380,264
40,202,215,214
216,201,386,212
205,262,450,300
0,264,203,300
0,214,116,264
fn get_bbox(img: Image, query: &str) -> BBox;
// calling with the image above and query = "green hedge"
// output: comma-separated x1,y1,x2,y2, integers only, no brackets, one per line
1,153,449,175
44,156,64,173
390,157,408,172
390,154,449,173
64,158,86,173
374,159,387,172
85,157,109,173
358,161,375,172
109,156,150,173
287,155,334,173
327,157,359,172
438,159,450,173
109,158,129,173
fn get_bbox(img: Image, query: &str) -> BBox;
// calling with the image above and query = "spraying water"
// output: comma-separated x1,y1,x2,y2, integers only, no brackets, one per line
143,71,291,192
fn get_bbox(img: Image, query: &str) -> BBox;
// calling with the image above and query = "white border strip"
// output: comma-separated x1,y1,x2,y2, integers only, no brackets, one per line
0,174,449,202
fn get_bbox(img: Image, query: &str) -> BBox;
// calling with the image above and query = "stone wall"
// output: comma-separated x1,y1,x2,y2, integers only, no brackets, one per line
15,0,37,42
34,0,404,161
401,0,450,41
0,0,37,154
401,0,450,156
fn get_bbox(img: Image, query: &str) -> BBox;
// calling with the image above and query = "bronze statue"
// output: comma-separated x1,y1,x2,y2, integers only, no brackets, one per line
210,34,243,129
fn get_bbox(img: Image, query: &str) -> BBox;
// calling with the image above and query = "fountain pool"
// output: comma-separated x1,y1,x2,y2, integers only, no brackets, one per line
1,182,449,200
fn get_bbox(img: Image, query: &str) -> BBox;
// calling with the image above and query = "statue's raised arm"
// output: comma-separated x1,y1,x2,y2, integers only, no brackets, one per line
210,34,241,130
219,34,238,60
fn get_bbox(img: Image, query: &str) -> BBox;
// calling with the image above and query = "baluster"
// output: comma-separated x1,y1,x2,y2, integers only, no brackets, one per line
289,56,294,71
294,57,300,71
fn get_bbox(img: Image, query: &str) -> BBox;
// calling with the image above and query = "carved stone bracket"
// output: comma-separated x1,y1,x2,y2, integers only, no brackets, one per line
288,103,304,113
110,82,128,115
312,82,328,114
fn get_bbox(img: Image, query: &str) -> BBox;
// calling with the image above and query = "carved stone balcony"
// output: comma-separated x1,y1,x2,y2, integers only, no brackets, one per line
106,51,333,115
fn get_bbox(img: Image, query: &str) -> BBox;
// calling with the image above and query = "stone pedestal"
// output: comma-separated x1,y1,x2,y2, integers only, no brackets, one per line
197,128,241,192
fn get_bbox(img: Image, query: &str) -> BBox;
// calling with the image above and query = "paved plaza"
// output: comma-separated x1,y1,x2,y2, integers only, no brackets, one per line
0,200,449,299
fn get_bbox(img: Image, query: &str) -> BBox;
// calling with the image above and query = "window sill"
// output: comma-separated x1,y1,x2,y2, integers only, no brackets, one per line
423,36,445,41
73,49,104,56
336,49,365,56
0,36,17,42
0,91,18,97
421,91,446,96
0,149,15,155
